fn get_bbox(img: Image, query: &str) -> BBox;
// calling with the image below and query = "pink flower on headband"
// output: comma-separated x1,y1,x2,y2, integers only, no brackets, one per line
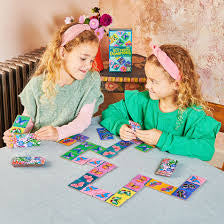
64,16,74,24
95,27,105,40
89,18,99,29
100,14,112,26
79,15,86,24
150,43,181,81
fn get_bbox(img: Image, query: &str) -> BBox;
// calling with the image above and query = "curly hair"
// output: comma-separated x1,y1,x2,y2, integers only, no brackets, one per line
33,22,99,100
147,44,211,115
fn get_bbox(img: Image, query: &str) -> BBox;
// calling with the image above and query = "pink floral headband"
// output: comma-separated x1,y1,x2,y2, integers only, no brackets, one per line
61,24,91,47
150,43,181,81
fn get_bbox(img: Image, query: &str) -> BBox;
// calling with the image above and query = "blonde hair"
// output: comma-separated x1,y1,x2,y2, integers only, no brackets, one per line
147,44,211,115
33,22,99,100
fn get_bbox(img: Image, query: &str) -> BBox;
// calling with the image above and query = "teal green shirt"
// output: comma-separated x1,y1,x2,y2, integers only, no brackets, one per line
19,71,104,131
100,90,221,161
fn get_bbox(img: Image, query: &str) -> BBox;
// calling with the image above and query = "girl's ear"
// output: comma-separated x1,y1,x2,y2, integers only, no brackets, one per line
59,47,65,59
173,80,180,90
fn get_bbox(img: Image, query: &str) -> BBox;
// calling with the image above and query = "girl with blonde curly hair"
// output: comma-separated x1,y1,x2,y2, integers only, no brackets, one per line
101,44,221,161
3,22,104,147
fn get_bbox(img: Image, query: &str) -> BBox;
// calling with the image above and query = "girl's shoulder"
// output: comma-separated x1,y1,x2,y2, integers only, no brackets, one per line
124,90,151,103
28,74,44,87
23,74,44,94
183,105,221,130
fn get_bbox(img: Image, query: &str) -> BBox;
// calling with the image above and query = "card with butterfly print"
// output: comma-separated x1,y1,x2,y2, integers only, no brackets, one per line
99,148,118,158
106,187,136,207
145,180,177,195
61,150,79,161
129,120,141,132
80,185,113,201
68,173,98,191
89,146,107,155
145,178,164,190
69,134,89,142
107,144,123,153
57,138,77,146
124,175,151,192
186,175,206,186
135,143,155,152
155,158,178,177
96,128,114,140
88,161,117,177
12,115,31,129
171,187,192,200
87,158,105,167
9,127,25,134
72,156,90,165
159,184,177,195
125,175,151,192
70,142,97,155
79,141,99,150
116,140,134,150
179,181,200,193
124,180,143,192
11,133,41,148
130,139,143,145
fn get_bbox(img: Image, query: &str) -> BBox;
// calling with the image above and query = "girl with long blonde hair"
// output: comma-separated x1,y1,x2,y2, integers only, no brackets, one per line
3,22,104,147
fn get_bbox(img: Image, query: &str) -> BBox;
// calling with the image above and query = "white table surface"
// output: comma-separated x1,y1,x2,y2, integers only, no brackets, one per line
0,116,224,224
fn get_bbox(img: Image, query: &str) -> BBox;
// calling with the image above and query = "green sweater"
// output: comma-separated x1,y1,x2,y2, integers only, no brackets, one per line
19,71,104,132
100,90,221,161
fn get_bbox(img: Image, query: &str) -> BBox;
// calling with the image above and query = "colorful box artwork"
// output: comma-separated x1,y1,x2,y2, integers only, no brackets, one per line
109,29,132,72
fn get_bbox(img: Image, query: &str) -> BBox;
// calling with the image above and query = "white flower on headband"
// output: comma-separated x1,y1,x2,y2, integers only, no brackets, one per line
64,16,74,24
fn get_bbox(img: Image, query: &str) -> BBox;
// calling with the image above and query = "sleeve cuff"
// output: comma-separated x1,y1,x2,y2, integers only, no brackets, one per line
115,119,130,135
156,131,168,151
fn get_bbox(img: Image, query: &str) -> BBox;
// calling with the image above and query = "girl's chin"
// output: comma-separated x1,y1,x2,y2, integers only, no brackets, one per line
73,73,86,80
148,92,159,100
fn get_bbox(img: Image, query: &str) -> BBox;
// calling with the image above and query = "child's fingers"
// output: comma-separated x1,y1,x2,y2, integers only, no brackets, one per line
36,131,49,139
4,129,13,137
6,143,13,148
123,125,135,134
120,135,133,141
135,132,144,139
3,135,14,148
123,132,136,139
38,135,51,140
135,129,148,135
35,126,50,135
120,128,136,138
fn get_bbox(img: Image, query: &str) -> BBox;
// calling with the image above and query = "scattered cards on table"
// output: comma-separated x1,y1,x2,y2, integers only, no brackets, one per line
155,158,178,177
11,156,46,167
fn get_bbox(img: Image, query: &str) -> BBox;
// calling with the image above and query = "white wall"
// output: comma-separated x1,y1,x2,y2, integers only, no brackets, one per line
0,0,99,61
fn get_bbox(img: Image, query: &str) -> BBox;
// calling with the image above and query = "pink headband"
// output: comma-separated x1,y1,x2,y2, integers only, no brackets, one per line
150,43,181,81
61,24,91,47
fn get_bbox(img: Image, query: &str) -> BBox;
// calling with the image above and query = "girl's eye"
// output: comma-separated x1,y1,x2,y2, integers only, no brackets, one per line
152,80,158,84
80,57,86,61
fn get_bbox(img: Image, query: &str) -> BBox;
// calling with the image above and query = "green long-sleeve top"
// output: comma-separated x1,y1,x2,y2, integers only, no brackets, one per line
100,90,221,161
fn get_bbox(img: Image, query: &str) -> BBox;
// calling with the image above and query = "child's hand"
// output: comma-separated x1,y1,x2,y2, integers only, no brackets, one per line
119,124,136,141
135,129,162,145
3,129,14,148
35,126,59,141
